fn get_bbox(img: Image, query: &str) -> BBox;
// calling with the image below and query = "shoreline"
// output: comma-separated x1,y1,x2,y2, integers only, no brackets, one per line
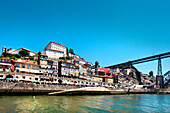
0,89,169,96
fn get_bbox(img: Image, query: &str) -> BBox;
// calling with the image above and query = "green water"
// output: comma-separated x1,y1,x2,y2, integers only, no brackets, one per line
0,95,169,113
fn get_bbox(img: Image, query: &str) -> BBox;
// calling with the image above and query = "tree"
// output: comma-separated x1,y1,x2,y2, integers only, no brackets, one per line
14,54,21,58
69,48,74,54
29,56,34,60
38,51,41,55
59,57,66,61
149,71,154,77
2,52,7,57
107,73,111,76
66,56,71,60
19,50,29,57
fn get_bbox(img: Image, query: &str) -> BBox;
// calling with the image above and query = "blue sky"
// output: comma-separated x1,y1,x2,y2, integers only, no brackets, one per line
0,0,170,75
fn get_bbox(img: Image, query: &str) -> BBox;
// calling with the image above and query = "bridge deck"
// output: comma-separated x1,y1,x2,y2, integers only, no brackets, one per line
106,52,170,69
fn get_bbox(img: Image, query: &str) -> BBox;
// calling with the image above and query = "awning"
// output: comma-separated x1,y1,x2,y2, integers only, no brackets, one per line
0,63,11,66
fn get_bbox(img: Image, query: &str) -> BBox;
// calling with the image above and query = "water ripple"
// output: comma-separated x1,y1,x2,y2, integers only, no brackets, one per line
0,95,169,113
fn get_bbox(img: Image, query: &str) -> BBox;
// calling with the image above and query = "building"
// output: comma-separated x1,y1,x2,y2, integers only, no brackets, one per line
77,58,86,76
0,58,15,72
9,48,36,56
14,59,41,75
44,41,67,60
2,46,7,53
58,60,70,77
47,59,54,76
82,64,87,76
53,60,58,77
97,68,110,76
39,56,48,76
87,62,92,78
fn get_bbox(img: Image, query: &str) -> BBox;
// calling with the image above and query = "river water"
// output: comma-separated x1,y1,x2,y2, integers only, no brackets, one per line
0,94,169,113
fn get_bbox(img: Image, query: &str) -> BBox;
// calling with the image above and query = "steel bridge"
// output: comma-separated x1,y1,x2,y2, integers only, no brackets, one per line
164,70,170,80
105,52,170,85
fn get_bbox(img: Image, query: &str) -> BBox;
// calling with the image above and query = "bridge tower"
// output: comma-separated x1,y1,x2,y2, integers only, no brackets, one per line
156,56,164,88
157,56,162,76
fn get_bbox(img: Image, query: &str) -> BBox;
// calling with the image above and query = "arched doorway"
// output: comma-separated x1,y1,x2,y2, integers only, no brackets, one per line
58,79,63,85
6,75,13,78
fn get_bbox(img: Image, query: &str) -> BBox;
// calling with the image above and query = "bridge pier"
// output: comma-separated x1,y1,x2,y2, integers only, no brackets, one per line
157,56,162,76
156,57,164,88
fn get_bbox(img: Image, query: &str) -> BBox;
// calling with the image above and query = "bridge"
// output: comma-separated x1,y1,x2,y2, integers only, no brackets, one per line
164,70,170,80
106,52,170,86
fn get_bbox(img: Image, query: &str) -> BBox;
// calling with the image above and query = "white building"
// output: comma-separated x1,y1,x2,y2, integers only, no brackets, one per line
8,48,36,56
44,41,67,59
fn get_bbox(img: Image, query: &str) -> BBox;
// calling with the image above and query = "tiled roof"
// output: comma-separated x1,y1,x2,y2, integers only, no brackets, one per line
41,54,47,56
13,48,36,54
15,59,39,65
44,41,67,51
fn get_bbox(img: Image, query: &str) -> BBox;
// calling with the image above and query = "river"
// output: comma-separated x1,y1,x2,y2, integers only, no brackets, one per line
0,94,169,113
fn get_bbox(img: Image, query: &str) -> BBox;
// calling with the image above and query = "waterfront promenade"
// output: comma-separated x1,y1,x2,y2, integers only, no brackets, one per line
0,81,169,95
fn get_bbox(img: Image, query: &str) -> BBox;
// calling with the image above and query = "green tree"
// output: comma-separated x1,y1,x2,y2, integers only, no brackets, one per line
2,52,7,57
38,51,41,55
66,56,71,60
29,56,34,60
19,50,29,57
14,54,21,58
149,71,153,77
69,48,74,54
107,73,111,76
59,57,66,61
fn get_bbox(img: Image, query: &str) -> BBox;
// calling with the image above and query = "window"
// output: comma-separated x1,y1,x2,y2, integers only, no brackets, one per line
37,66,39,70
22,64,25,68
35,78,38,80
27,65,30,69
33,66,35,69
23,76,25,79
16,64,20,67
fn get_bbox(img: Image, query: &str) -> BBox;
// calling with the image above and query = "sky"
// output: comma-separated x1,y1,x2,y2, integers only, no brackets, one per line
0,0,170,75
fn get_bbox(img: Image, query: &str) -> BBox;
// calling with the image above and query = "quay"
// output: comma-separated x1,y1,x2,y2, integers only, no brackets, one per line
0,82,169,96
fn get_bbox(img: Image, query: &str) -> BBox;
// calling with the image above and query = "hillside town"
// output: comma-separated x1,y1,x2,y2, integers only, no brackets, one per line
0,41,156,89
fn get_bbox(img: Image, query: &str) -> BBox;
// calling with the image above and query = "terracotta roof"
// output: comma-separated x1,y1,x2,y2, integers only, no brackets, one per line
15,59,39,65
0,58,11,60
44,41,67,51
74,58,87,62
41,54,47,56
13,48,36,54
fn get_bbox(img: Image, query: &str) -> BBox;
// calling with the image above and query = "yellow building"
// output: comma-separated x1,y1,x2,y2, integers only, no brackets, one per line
40,59,48,73
83,65,87,76
91,76,102,82
15,59,41,75
108,78,114,83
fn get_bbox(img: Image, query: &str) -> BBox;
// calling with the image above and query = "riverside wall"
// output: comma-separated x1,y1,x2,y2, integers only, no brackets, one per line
0,82,169,95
